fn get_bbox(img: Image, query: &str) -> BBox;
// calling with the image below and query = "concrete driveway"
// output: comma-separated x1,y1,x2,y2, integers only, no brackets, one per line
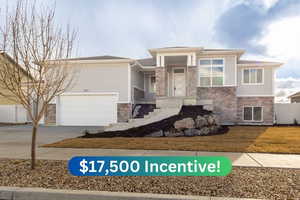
0,125,103,159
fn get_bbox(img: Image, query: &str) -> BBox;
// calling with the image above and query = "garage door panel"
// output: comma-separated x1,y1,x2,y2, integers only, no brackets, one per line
59,94,118,126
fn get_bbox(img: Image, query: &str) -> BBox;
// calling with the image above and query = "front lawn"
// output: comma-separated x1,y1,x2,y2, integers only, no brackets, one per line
43,126,300,154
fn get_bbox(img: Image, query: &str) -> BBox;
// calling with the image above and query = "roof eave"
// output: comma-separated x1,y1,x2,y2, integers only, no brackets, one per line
148,47,203,56
237,62,283,67
47,58,134,65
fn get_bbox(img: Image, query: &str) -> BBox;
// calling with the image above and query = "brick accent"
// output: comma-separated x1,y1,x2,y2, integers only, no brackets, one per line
117,103,132,122
187,66,197,97
45,104,56,124
155,67,166,97
197,87,237,124
237,97,274,125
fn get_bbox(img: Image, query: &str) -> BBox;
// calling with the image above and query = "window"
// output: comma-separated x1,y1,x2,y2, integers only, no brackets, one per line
199,59,224,87
243,69,263,84
149,76,156,93
243,106,263,121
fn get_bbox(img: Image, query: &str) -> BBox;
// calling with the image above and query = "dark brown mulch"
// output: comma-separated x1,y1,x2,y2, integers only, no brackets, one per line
0,159,299,199
83,105,228,138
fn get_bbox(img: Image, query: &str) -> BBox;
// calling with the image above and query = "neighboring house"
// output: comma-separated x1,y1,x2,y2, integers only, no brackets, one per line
46,46,283,126
0,51,30,123
289,92,300,103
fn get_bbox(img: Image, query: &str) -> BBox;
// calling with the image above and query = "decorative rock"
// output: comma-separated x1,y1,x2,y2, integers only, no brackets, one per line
184,128,201,136
174,118,195,130
195,115,208,128
165,131,184,137
205,115,216,126
212,114,220,125
198,127,210,136
146,130,163,137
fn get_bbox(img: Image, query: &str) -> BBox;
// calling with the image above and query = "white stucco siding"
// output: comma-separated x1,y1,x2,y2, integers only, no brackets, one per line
197,55,236,86
237,66,274,96
224,56,236,86
67,63,130,102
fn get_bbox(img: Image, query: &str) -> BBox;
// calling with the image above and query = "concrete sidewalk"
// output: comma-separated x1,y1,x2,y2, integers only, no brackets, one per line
0,186,261,200
0,147,299,169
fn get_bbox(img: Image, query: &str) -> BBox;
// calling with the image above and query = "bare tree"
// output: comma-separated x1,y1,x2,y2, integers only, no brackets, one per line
0,0,76,169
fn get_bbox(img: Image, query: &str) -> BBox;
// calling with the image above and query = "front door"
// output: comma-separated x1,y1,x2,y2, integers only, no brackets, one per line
173,68,186,96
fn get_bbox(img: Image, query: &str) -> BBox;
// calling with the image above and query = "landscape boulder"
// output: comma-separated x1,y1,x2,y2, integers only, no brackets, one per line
204,115,216,126
145,130,164,137
184,128,201,136
198,127,210,136
165,131,184,137
195,115,208,128
174,117,195,130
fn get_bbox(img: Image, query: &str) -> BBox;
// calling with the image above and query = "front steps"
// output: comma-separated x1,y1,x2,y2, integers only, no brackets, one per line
105,107,180,132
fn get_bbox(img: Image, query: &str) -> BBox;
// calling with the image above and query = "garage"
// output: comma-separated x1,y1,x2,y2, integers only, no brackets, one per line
57,93,118,126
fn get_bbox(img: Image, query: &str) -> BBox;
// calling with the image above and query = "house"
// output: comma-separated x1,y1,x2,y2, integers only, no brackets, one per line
288,92,300,103
0,51,30,123
46,46,283,126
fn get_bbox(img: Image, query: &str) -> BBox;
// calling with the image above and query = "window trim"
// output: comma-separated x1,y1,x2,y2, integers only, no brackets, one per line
242,68,264,85
242,106,264,122
198,58,225,87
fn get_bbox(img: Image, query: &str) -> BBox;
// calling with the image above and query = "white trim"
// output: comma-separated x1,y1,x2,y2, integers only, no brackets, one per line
238,62,283,67
117,101,131,103
172,67,186,97
48,59,133,65
242,68,264,85
133,86,144,92
237,95,275,97
235,55,237,86
60,92,119,96
198,58,225,87
128,63,131,103
242,106,264,122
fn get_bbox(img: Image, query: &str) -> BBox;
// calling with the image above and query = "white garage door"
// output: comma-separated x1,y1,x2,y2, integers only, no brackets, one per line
58,93,118,126
0,105,27,123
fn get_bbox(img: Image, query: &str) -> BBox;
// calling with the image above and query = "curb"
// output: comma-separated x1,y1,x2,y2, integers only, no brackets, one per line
0,186,261,200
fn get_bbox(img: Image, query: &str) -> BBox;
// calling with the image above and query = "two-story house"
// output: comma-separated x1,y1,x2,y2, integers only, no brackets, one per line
46,46,282,127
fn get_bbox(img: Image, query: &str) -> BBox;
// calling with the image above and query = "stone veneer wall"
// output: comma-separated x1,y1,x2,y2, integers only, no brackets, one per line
237,97,274,125
155,67,166,97
45,104,56,124
187,66,198,97
197,87,237,124
117,103,132,122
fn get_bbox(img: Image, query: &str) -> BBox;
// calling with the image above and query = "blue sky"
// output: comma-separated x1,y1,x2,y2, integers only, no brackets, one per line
1,0,300,101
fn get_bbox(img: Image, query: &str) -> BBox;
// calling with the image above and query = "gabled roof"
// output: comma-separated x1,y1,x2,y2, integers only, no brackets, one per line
289,92,300,98
0,51,33,79
137,58,155,66
238,60,283,67
60,55,131,61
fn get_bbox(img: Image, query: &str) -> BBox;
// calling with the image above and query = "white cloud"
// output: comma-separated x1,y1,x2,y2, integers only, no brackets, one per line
275,77,300,103
259,16,300,60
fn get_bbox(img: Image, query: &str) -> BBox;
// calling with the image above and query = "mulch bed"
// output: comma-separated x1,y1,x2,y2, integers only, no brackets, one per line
0,159,299,199
83,105,228,138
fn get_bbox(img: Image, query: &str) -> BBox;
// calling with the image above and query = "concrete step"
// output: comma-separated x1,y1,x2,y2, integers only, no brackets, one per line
105,107,180,132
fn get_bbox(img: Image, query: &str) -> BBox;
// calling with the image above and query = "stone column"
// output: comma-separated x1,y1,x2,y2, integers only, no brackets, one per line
155,67,166,97
187,66,197,97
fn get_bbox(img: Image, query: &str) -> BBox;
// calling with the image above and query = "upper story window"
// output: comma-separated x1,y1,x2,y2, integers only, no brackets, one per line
243,68,263,84
199,59,224,87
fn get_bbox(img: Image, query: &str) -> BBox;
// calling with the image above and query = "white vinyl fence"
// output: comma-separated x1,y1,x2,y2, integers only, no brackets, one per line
275,103,300,124
0,105,27,123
